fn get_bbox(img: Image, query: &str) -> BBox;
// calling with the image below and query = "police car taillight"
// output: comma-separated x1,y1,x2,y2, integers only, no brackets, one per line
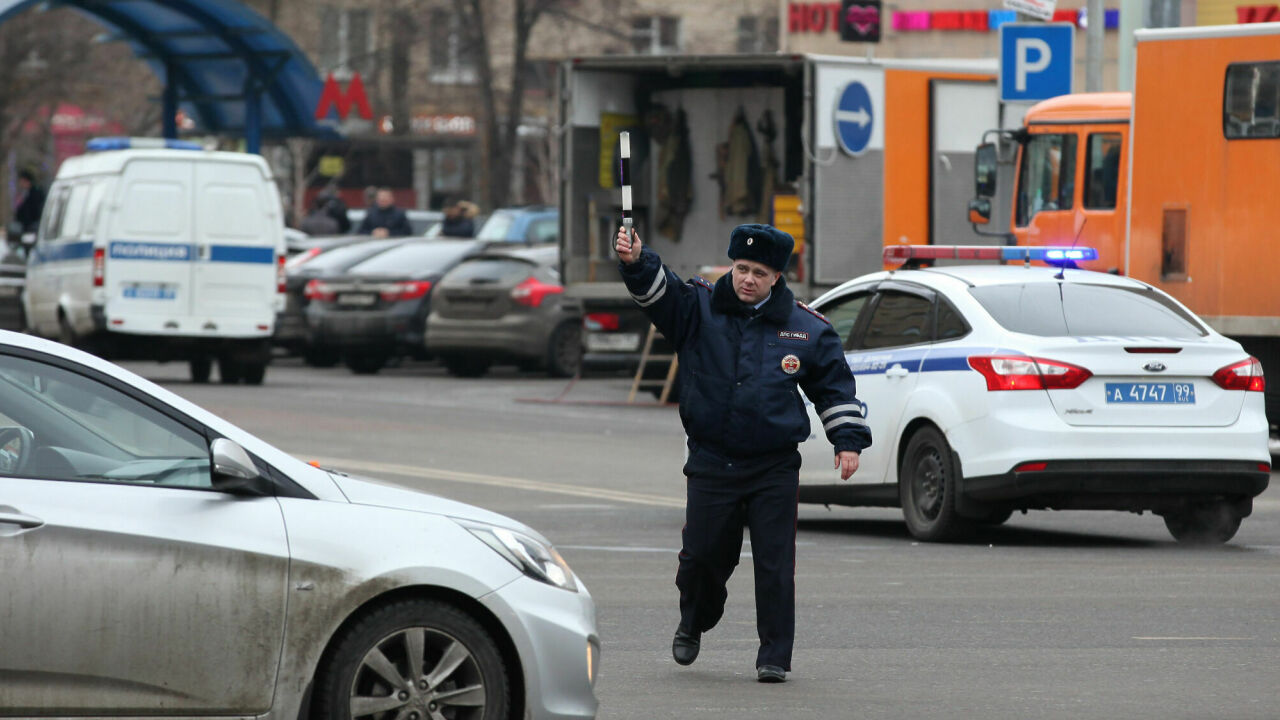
92,248,105,287
968,355,1093,391
276,254,286,294
884,245,1099,266
1211,357,1265,392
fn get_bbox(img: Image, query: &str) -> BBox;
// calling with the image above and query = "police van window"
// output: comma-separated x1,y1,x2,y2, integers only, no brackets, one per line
859,291,933,350
1083,133,1122,210
1015,134,1077,226
82,181,108,238
1224,62,1280,139
969,283,1207,338
934,298,969,341
59,184,90,241
816,291,871,348
38,186,70,243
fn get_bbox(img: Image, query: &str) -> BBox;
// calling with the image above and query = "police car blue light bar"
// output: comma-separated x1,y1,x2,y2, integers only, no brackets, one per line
86,137,204,152
883,245,1099,265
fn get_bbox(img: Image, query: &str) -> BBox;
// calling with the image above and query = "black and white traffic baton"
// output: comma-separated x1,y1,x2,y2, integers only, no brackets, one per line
619,131,633,243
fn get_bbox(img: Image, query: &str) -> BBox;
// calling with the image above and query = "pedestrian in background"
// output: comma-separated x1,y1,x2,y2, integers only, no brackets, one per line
13,169,45,234
440,197,477,238
615,222,871,683
357,187,412,238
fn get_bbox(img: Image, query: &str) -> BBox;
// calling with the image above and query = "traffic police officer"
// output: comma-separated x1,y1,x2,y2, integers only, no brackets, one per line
616,223,872,683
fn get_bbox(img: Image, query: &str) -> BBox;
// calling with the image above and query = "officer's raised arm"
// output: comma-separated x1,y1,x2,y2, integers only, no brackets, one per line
616,226,700,349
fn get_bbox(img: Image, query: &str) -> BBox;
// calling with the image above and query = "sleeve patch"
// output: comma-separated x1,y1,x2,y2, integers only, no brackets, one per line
796,301,830,325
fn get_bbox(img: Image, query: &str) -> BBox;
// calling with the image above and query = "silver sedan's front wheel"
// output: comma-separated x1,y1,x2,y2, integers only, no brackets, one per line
317,600,510,720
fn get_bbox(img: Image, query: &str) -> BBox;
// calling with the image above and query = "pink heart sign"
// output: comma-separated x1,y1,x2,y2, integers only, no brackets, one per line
845,4,880,35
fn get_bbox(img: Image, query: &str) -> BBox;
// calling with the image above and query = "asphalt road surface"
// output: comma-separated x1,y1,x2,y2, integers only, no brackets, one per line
133,358,1280,720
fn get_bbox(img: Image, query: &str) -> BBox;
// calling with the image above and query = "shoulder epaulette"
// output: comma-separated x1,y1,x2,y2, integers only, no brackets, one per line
690,276,714,292
796,300,830,325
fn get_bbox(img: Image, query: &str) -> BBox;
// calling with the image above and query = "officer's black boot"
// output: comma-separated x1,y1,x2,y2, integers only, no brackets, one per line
672,627,701,666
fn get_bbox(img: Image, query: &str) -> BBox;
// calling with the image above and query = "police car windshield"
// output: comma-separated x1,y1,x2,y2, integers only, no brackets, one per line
969,282,1208,338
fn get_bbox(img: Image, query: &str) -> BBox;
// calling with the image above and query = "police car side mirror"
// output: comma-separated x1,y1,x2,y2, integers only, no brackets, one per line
210,438,271,496
5,222,22,243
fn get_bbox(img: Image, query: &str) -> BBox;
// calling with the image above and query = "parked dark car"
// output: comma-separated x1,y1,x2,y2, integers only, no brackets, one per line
275,236,409,364
427,245,582,378
304,238,486,374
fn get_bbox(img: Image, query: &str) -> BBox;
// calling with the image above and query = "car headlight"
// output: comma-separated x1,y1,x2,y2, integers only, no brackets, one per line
460,521,578,592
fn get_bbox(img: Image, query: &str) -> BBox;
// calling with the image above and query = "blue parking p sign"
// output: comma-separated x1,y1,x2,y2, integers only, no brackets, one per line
999,23,1073,102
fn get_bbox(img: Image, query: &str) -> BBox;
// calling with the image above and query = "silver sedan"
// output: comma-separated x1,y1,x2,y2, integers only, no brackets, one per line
0,331,598,719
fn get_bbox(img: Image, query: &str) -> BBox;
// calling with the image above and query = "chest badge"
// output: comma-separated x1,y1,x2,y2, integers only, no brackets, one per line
781,354,801,374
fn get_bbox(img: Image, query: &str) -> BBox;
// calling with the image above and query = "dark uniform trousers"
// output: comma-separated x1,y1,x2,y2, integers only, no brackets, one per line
677,444,801,671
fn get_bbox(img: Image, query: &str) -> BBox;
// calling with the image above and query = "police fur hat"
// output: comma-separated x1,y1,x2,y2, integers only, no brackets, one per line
727,223,794,273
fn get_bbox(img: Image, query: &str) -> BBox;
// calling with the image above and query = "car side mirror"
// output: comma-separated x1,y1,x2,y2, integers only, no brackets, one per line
6,222,22,244
210,438,270,495
968,198,991,225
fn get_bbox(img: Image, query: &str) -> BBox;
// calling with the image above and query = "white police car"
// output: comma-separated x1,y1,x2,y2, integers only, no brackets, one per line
799,246,1271,545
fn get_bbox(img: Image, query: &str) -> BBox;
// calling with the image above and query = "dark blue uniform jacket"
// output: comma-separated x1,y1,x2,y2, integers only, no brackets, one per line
620,247,872,462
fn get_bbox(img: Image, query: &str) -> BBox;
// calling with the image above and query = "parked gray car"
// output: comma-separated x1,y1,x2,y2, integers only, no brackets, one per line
0,330,599,718
427,245,582,378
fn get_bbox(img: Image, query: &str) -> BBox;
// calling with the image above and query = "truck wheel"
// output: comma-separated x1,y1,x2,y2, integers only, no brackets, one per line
218,357,243,384
189,358,212,384
312,599,510,720
545,321,583,378
241,362,267,385
899,426,972,542
345,350,388,375
1163,501,1242,545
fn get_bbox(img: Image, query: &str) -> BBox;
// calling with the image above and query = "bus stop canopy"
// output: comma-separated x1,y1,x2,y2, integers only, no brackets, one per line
0,0,339,151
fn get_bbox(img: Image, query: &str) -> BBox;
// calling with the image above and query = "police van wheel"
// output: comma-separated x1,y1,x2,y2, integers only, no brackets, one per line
545,321,583,378
241,362,267,385
189,358,212,384
899,426,972,542
57,315,77,348
218,357,243,384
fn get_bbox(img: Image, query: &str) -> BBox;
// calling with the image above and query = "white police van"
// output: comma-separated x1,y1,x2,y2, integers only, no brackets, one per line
24,138,285,384
799,245,1270,545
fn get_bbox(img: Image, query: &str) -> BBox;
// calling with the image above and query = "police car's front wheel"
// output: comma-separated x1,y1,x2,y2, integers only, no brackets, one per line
899,426,972,542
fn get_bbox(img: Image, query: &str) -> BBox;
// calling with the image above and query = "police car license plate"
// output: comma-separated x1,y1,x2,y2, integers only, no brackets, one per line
1105,382,1195,404
586,332,641,352
122,283,176,300
338,293,378,307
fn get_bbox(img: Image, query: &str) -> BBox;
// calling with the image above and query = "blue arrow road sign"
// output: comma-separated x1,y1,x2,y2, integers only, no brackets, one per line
835,81,874,156
999,23,1073,102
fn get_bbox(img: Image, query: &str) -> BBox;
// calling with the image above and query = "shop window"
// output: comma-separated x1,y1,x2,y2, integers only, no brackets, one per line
1083,133,1122,210
631,16,681,55
737,15,779,54
429,8,478,85
318,5,372,77
1224,62,1280,139
1015,134,1077,226
1161,207,1187,282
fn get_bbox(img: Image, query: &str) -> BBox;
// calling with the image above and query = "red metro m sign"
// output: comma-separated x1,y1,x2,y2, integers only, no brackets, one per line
315,73,373,121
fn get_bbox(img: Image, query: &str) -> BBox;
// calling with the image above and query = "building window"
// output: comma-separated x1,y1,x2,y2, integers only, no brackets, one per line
737,15,778,54
631,16,681,55
429,8,478,85
1224,62,1280,139
319,6,372,77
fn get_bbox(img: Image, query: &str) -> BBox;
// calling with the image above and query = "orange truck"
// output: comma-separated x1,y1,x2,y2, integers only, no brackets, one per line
967,23,1280,454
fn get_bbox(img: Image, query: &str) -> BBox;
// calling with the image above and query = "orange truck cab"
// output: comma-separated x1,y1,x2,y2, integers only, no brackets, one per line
969,23,1280,454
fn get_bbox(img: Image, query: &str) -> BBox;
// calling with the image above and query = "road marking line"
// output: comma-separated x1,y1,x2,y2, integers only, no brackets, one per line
1132,637,1251,641
302,455,685,508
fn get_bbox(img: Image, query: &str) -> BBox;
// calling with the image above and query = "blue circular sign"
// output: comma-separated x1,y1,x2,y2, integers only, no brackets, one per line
834,81,874,156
